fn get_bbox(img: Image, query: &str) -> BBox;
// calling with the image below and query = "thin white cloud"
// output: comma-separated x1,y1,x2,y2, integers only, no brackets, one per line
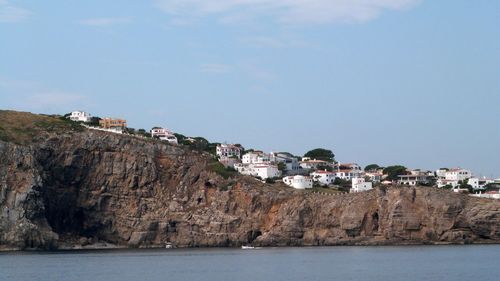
26,92,87,108
240,36,286,48
0,76,90,113
154,0,421,25
3,91,88,113
0,0,32,23
200,63,232,74
240,62,276,81
239,36,308,49
77,17,133,27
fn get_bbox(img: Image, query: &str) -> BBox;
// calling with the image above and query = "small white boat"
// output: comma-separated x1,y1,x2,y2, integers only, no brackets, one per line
165,243,173,249
241,245,255,249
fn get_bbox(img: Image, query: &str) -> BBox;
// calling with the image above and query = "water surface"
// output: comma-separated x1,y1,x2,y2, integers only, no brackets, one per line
1,245,499,281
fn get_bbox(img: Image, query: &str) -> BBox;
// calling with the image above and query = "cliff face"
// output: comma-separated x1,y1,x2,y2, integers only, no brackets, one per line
0,114,499,250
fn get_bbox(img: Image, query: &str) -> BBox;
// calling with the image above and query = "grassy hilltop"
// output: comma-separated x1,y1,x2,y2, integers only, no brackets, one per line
0,110,83,145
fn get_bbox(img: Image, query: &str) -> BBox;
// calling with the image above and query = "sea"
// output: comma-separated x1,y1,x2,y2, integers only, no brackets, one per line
1,245,499,281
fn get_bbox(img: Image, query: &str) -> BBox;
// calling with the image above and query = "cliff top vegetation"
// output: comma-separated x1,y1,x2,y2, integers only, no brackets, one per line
0,110,83,145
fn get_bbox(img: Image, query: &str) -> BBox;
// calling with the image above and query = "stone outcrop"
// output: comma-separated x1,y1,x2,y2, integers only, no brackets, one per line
0,119,499,250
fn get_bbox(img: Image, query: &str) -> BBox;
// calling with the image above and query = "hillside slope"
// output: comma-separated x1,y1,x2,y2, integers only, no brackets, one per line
0,111,499,250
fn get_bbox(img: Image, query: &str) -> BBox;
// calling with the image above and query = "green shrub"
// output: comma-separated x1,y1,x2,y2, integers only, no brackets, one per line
265,178,275,184
208,161,238,179
0,126,8,142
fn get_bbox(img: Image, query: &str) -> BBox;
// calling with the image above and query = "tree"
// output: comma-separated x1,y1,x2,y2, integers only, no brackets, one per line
304,148,335,162
383,165,408,181
124,127,136,135
442,184,453,190
317,165,333,172
364,164,381,172
332,178,351,192
136,129,150,137
485,183,500,192
277,162,287,172
88,116,101,127
458,180,473,193
190,137,210,151
265,178,276,184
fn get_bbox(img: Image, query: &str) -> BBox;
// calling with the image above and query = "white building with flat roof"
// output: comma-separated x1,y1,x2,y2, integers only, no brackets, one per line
252,164,280,179
468,177,495,190
336,170,362,181
398,174,431,186
270,152,301,172
445,168,472,181
234,163,280,179
310,170,337,186
437,168,472,188
242,151,270,164
283,175,313,189
216,144,243,160
151,127,178,144
300,159,329,170
351,177,373,193
68,111,92,122
365,172,382,183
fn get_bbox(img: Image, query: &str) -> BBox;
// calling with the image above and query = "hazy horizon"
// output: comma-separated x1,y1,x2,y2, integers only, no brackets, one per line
1,0,499,177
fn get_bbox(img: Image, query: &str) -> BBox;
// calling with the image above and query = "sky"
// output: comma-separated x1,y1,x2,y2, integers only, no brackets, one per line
0,0,499,177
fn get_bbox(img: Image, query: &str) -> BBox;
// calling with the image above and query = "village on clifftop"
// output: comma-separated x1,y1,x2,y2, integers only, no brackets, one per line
67,110,500,199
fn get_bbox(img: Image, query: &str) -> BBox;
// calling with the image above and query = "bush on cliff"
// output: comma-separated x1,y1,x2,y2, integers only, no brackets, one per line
207,161,238,179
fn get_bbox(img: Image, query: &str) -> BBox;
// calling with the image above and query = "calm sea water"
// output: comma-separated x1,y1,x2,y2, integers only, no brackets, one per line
1,245,499,281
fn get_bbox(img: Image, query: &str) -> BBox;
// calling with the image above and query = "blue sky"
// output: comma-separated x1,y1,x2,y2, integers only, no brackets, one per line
1,0,499,177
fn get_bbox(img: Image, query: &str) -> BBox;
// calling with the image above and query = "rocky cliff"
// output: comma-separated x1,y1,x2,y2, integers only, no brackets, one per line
0,111,499,250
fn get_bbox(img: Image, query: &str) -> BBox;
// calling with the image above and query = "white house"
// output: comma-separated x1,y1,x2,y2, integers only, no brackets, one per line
234,163,280,179
68,111,92,122
310,170,337,186
351,177,373,193
151,127,178,144
234,163,251,174
216,144,243,160
445,168,472,181
365,172,383,183
252,164,280,179
437,168,472,188
242,151,270,164
283,175,313,189
397,174,431,186
336,169,362,181
270,152,301,172
300,159,329,170
335,163,363,180
468,177,495,190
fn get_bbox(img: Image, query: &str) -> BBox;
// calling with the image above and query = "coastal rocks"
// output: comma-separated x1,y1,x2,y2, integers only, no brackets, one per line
0,143,59,250
1,126,500,250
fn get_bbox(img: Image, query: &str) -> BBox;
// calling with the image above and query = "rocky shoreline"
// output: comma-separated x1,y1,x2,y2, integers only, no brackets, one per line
1,113,499,251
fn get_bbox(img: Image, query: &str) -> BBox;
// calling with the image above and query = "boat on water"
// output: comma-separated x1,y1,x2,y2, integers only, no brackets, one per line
165,243,173,249
241,245,255,249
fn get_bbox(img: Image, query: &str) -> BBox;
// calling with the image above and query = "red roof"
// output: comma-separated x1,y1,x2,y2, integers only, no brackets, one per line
313,170,335,174
338,169,357,173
